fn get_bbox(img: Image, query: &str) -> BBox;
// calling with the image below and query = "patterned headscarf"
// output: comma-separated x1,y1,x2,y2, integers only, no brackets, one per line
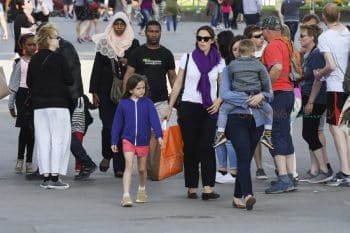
92,12,134,58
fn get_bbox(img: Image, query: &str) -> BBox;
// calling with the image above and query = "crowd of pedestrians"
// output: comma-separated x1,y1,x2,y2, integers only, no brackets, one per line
1,1,350,211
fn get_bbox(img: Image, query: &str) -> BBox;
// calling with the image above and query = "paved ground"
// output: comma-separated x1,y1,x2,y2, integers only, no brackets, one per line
0,17,350,233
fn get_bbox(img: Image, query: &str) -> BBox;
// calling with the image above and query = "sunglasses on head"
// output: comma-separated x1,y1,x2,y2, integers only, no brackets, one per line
196,36,212,42
253,33,263,39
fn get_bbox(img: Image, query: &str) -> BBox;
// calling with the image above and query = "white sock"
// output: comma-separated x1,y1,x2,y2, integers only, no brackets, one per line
138,186,145,191
123,193,130,198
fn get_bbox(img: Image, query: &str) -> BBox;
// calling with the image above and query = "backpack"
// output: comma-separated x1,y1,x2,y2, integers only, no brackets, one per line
289,47,303,83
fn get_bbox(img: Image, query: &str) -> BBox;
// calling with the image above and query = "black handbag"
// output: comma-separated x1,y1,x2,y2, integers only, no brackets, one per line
174,53,189,109
110,59,123,104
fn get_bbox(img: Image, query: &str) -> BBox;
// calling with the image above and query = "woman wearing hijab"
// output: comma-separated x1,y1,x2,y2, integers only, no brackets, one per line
89,12,140,178
164,25,224,200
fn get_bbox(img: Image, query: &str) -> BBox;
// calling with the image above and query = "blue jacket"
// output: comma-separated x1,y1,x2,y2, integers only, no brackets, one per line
111,97,163,146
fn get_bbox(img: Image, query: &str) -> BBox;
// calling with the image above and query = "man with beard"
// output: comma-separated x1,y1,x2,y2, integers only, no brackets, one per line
123,20,177,180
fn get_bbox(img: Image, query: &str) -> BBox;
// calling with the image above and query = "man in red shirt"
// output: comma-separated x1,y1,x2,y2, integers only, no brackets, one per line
260,16,296,194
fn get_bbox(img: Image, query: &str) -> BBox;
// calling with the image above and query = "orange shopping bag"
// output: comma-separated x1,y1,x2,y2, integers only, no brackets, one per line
157,120,184,180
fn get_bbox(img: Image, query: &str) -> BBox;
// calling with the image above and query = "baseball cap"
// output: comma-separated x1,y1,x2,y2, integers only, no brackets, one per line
257,16,282,31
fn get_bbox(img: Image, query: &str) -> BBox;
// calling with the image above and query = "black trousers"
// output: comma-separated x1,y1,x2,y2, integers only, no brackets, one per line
98,92,125,173
178,102,217,188
244,13,260,26
70,133,95,167
17,126,34,162
302,96,326,151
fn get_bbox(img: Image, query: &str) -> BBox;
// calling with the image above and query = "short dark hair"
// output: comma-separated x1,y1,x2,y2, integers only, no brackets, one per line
238,39,255,56
243,25,261,39
123,74,149,99
300,24,322,45
217,30,234,62
302,13,321,24
145,20,161,32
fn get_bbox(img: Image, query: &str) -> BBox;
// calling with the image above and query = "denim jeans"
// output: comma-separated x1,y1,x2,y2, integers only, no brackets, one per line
211,5,221,27
226,114,263,198
285,21,299,42
216,140,237,170
141,8,152,30
166,15,177,31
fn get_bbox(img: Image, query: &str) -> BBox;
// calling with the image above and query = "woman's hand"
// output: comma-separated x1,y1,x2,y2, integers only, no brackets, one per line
92,93,100,107
9,109,16,118
158,138,163,147
162,106,172,121
248,93,264,108
207,98,222,114
111,145,118,153
304,102,313,115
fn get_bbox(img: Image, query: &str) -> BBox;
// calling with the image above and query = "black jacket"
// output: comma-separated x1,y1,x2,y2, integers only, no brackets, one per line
27,49,74,109
57,38,84,100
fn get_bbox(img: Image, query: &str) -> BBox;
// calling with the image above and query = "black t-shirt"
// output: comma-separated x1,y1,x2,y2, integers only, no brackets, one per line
128,45,175,103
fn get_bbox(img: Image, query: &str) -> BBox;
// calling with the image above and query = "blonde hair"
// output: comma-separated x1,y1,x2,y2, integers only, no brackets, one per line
35,23,58,49
281,24,291,40
323,3,340,23
238,39,256,56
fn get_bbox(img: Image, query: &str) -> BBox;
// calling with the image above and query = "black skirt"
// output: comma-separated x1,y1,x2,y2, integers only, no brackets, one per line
15,87,33,128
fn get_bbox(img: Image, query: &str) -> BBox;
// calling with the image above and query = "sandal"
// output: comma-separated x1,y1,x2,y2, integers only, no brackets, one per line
245,195,256,211
232,198,246,209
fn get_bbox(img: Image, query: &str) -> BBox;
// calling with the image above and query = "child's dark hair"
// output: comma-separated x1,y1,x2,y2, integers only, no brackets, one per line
19,33,35,49
123,74,148,99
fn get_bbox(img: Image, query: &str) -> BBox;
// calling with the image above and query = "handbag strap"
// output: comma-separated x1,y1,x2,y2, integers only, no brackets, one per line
178,53,189,100
111,59,122,79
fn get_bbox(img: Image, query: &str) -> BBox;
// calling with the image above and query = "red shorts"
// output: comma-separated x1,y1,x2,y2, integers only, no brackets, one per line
122,139,149,157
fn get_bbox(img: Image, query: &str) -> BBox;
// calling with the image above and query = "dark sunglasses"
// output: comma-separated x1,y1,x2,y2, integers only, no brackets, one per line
196,36,212,42
253,33,263,39
300,34,308,38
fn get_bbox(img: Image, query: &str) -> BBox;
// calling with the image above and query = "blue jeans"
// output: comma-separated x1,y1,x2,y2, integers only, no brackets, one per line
166,15,177,31
216,140,237,170
140,8,152,30
226,114,263,198
211,5,221,27
285,21,299,42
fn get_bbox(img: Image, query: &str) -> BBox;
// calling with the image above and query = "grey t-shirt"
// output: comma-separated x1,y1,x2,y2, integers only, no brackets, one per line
281,0,305,22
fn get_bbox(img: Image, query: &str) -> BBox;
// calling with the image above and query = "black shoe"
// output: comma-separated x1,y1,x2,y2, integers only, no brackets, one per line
202,191,220,200
85,162,97,174
25,169,43,180
77,38,84,44
114,171,124,178
74,170,91,181
187,191,198,199
99,158,110,172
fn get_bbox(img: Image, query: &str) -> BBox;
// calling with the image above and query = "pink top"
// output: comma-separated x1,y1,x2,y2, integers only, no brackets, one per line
20,58,29,88
221,1,231,13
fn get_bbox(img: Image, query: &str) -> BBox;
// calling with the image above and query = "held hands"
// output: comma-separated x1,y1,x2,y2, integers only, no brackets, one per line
162,106,172,121
9,109,16,118
111,145,118,153
207,98,222,114
247,93,264,108
158,138,163,147
92,93,100,107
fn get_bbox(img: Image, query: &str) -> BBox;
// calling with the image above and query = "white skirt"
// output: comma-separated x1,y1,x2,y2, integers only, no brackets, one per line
34,108,71,175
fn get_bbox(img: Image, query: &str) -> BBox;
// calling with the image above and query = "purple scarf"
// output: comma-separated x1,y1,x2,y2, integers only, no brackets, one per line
192,45,221,117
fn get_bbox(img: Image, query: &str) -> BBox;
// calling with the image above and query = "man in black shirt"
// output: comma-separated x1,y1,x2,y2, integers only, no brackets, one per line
123,20,177,179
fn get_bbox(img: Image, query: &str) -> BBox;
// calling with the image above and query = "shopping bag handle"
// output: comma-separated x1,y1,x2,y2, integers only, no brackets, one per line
162,120,167,130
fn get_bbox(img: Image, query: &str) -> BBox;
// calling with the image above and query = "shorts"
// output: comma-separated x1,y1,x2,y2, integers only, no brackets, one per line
74,6,86,21
270,91,295,156
326,92,349,125
122,139,149,157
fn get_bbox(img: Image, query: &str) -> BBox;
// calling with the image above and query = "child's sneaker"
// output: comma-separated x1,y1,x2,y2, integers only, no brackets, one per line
25,162,33,174
213,133,227,148
136,190,148,203
121,196,133,207
15,159,24,173
260,130,274,149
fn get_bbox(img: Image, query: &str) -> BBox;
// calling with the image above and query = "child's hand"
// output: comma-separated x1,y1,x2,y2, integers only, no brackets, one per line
158,138,163,147
111,145,118,153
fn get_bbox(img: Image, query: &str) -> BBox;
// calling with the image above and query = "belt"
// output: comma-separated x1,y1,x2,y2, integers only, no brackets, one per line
238,114,253,118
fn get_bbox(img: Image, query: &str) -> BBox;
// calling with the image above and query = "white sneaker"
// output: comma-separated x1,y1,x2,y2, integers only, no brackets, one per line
216,173,235,184
215,172,225,183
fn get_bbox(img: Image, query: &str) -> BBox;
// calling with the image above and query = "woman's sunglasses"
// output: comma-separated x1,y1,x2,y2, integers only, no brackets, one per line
300,34,308,38
196,36,212,42
253,33,263,39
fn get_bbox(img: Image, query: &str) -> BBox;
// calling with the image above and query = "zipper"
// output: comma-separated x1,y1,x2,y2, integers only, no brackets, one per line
134,100,138,146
